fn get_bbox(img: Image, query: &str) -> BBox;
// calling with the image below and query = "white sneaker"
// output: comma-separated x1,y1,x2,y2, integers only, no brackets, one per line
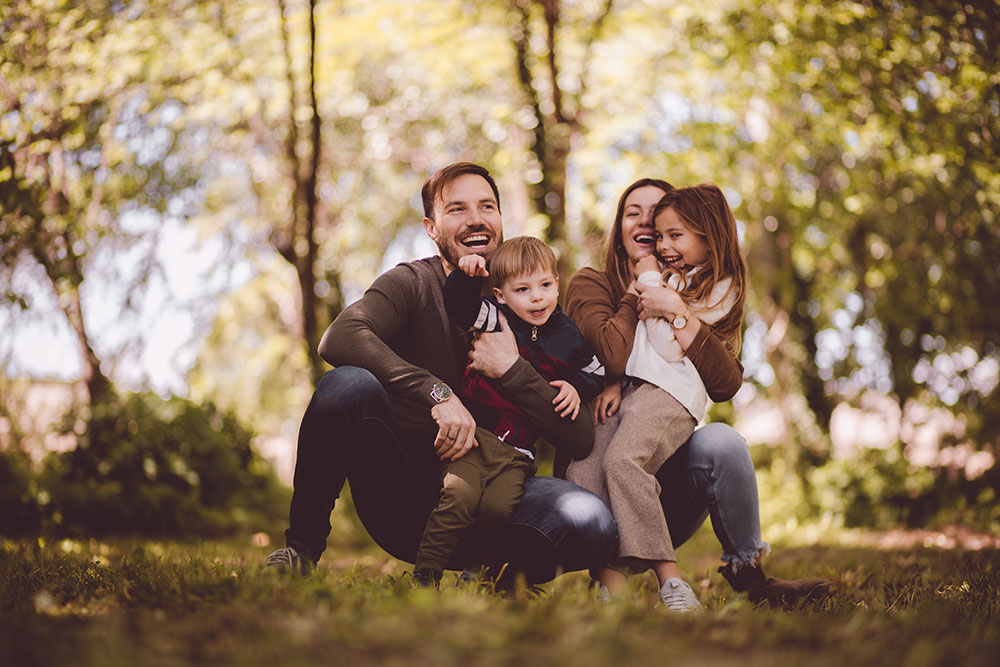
263,546,313,576
659,577,703,612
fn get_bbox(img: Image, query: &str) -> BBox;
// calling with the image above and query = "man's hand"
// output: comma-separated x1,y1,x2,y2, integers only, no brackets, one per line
593,382,622,425
636,283,687,321
549,380,581,420
468,311,519,379
634,254,661,276
458,254,489,278
431,395,479,461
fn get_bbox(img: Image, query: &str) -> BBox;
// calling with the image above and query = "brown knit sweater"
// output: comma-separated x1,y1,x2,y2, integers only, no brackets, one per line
319,257,595,464
554,266,745,477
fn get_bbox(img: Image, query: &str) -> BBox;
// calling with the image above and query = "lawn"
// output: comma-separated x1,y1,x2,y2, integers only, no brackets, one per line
2,520,998,667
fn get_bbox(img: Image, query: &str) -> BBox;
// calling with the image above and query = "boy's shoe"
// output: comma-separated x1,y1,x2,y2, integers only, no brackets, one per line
718,564,831,609
412,568,442,589
263,546,313,576
659,577,703,612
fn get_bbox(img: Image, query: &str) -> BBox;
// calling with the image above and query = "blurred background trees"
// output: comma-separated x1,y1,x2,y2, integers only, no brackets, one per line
2,0,997,537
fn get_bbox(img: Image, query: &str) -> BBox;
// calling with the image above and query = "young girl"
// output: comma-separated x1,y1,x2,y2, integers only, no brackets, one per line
566,183,746,611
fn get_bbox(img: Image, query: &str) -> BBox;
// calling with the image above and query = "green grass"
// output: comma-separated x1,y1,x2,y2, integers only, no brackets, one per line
2,523,999,667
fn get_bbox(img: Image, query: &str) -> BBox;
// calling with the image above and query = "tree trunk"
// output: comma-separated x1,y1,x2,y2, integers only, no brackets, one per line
509,0,612,292
275,0,331,387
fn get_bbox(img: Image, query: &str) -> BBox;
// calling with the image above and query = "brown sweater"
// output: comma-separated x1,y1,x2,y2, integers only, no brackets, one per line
554,266,744,477
564,267,744,399
319,257,594,463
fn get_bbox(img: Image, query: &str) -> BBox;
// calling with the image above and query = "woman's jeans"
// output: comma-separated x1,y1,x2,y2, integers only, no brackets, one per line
657,422,768,569
285,367,765,583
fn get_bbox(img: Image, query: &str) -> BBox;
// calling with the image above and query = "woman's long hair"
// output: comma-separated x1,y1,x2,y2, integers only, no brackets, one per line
652,184,747,355
603,178,673,303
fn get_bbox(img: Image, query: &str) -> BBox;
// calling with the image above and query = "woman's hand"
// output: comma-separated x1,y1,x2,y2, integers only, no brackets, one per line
549,380,581,420
592,382,622,425
634,254,661,276
636,283,687,321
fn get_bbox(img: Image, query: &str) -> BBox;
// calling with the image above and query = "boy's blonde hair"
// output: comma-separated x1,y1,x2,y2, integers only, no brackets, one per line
488,236,558,289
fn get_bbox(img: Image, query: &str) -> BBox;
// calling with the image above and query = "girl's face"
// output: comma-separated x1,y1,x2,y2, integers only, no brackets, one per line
620,186,668,263
654,206,710,270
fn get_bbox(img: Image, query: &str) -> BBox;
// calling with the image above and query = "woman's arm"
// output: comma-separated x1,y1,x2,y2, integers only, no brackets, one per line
565,268,639,378
637,282,744,402
684,325,744,402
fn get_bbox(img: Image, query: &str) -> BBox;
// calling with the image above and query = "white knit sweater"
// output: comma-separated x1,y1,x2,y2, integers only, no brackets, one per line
624,269,737,421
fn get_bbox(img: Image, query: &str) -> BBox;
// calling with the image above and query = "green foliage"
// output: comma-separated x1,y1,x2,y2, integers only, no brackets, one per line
677,0,1000,439
0,449,43,536
756,443,1000,534
39,392,287,538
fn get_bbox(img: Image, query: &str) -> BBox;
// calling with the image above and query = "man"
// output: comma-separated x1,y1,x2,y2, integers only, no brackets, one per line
265,162,616,583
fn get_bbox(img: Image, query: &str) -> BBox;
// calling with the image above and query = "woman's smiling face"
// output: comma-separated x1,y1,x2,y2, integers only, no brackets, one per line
620,185,668,262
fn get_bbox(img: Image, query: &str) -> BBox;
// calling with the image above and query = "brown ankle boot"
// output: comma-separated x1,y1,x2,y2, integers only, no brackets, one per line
718,564,831,609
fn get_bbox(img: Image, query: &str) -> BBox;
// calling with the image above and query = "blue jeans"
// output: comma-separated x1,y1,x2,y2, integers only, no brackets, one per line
656,422,768,568
285,367,617,583
285,367,765,582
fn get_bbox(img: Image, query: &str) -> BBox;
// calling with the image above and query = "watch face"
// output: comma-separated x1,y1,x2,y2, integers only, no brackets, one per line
672,315,687,330
431,383,452,402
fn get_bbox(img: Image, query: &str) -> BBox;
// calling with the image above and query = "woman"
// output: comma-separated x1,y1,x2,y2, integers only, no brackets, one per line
560,178,829,607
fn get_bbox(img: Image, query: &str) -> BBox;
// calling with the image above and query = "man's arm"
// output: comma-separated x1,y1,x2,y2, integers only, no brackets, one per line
468,311,595,461
318,265,478,460
500,358,596,460
319,268,438,401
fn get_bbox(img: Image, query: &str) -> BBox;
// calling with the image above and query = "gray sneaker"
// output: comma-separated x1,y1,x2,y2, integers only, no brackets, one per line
659,577,703,612
264,546,313,576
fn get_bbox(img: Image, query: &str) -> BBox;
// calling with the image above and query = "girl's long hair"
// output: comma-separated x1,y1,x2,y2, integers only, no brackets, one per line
652,184,747,355
603,178,674,303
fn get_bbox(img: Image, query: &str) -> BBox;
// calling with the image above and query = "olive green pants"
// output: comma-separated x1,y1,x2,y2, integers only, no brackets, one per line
415,427,536,573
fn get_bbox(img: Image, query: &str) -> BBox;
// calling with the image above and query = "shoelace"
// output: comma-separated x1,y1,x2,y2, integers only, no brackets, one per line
265,548,296,566
660,579,700,611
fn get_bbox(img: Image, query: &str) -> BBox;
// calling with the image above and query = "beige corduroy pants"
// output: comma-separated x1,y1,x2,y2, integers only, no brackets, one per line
566,380,695,564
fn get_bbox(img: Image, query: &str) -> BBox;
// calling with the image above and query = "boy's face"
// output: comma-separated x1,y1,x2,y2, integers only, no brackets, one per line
494,269,559,327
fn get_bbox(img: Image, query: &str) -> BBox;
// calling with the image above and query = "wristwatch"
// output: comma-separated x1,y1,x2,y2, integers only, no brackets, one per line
670,312,689,330
429,382,453,403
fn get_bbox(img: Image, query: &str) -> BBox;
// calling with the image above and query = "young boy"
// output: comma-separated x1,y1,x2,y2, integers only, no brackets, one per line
412,236,605,587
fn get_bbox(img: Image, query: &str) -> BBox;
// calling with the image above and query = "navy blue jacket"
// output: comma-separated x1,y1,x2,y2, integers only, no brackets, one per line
444,269,604,456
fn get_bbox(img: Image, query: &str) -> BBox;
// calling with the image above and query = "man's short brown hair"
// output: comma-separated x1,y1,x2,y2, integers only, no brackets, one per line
488,236,558,289
421,162,501,220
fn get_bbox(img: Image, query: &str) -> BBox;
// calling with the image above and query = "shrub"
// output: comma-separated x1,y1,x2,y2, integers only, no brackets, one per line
40,392,287,538
0,449,43,536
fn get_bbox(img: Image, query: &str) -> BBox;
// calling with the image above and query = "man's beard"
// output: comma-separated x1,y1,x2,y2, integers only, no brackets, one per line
437,227,502,270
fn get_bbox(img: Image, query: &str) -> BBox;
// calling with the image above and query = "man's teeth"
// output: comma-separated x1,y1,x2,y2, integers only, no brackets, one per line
463,234,489,246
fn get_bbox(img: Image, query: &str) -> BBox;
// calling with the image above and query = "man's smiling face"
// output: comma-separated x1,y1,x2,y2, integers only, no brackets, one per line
423,173,503,274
